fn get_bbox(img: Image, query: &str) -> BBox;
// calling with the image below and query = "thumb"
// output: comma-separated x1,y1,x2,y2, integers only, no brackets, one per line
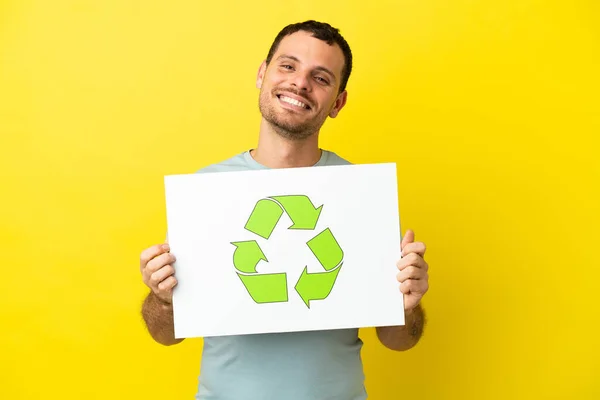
401,229,415,252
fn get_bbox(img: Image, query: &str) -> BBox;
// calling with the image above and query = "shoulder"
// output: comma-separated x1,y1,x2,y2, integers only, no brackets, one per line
195,151,252,174
322,150,353,166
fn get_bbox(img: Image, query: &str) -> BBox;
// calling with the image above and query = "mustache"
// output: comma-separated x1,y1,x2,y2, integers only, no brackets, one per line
273,87,313,108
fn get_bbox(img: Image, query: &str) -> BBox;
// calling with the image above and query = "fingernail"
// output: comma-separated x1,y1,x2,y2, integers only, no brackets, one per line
162,244,170,251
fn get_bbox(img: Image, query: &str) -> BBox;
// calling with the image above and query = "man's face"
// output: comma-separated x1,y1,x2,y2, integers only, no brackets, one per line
257,31,348,140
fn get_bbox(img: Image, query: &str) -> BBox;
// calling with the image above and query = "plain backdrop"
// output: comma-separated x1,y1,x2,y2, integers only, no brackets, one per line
1,0,599,399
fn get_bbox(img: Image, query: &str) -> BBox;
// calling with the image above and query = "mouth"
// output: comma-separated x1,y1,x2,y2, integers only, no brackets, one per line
276,94,311,111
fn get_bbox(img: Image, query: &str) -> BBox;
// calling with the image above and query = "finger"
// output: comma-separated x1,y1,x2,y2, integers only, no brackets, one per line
396,253,428,271
401,241,426,258
400,279,414,294
400,279,428,295
145,252,176,274
401,229,415,251
396,266,428,283
157,276,178,293
140,243,170,270
150,264,176,287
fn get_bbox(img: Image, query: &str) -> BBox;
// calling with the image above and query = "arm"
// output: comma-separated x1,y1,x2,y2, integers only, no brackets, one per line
139,243,184,346
376,304,426,351
142,291,183,346
378,229,429,351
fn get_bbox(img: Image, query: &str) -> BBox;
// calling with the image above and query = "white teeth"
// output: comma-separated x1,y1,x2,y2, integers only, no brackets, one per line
280,95,308,109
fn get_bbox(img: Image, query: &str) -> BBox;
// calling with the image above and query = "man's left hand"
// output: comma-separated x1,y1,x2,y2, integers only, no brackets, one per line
396,229,429,313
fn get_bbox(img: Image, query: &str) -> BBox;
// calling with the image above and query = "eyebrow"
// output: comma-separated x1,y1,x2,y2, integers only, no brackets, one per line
276,54,337,83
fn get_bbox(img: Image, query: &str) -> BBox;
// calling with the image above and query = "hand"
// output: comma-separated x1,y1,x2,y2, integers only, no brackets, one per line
140,243,178,305
396,230,429,313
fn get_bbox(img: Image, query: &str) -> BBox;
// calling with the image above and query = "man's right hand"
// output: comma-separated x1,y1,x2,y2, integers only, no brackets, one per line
140,243,177,304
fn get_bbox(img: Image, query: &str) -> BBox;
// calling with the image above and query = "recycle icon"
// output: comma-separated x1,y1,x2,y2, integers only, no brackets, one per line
231,195,343,308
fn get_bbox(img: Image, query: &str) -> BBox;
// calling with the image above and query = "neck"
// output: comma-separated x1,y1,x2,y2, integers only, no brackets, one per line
250,118,322,168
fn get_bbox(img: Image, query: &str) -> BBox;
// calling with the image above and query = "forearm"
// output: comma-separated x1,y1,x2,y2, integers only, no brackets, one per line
376,304,426,351
141,291,184,346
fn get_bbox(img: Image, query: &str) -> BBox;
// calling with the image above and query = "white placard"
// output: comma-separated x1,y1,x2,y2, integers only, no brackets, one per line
164,162,404,338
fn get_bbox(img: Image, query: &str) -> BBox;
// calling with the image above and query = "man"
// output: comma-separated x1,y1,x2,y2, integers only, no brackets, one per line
140,20,429,400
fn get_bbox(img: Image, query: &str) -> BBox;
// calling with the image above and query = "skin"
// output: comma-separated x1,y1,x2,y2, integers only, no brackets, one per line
141,31,429,350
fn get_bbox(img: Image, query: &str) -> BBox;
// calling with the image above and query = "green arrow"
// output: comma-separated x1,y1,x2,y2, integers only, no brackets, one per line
238,273,288,303
307,228,343,271
244,199,283,239
295,228,344,308
272,195,322,230
294,263,342,308
231,241,267,273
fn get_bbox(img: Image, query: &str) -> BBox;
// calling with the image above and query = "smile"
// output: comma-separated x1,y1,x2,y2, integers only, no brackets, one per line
277,94,311,110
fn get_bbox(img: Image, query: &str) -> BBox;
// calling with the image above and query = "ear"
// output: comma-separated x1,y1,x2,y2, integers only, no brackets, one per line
256,60,267,89
329,90,348,118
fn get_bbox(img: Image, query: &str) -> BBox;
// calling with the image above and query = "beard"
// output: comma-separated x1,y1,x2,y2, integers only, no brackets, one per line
258,86,328,141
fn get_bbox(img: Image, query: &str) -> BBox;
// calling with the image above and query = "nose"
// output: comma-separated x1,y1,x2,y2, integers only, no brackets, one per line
290,71,311,92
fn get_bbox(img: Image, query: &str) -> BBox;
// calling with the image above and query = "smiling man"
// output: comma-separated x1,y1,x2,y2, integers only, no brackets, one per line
140,20,429,400
258,29,348,142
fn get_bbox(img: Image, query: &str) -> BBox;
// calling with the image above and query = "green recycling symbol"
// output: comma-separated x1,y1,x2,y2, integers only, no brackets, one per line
231,195,343,308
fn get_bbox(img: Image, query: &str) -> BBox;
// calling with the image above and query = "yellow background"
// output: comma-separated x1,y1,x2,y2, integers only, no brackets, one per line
1,1,599,398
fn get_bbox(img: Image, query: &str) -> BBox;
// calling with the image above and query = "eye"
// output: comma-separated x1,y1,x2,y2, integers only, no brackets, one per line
315,76,329,85
280,64,293,70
